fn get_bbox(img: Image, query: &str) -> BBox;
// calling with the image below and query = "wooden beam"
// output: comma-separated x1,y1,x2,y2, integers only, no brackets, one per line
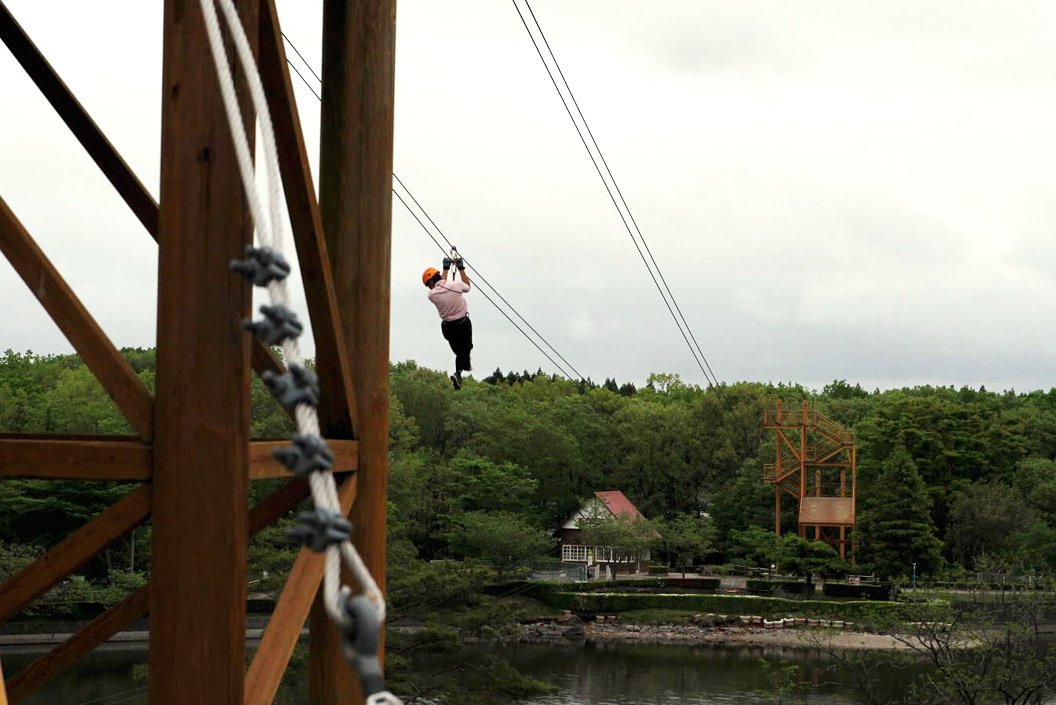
0,437,356,481
0,646,7,705
0,1,158,236
6,585,149,704
249,439,358,480
0,197,155,442
315,2,397,701
249,479,311,534
0,485,150,624
3,479,309,704
258,0,357,438
251,340,285,378
150,0,258,702
0,437,151,481
244,475,357,705
776,429,801,458
0,3,283,384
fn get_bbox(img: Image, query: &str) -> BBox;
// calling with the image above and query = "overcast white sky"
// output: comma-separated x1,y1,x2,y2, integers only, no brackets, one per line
1,1,1054,393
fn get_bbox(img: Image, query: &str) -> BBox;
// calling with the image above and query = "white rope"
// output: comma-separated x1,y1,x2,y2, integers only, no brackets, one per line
197,0,390,681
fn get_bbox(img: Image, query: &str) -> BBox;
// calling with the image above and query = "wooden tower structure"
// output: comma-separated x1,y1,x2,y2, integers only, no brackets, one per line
762,400,857,558
0,0,395,702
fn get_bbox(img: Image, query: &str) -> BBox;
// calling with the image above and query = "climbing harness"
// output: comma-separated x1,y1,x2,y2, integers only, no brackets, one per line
198,1,401,702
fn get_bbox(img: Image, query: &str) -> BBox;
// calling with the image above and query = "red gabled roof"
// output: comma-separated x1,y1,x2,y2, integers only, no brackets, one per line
594,490,644,520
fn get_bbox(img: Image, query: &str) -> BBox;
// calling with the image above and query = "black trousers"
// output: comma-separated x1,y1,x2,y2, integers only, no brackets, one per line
440,315,473,374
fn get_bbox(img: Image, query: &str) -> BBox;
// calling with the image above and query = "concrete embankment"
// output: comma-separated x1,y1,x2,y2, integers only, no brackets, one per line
0,615,284,647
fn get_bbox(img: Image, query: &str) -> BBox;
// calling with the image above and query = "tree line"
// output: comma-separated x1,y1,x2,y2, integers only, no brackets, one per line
3,349,1056,586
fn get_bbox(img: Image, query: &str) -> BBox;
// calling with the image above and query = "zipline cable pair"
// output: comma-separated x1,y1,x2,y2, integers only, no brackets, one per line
198,0,401,702
511,0,721,389
281,34,588,384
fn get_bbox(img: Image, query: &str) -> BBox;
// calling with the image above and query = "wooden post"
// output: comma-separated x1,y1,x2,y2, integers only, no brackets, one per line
150,0,256,702
799,421,806,500
314,1,396,702
774,423,782,535
0,647,8,705
774,487,781,536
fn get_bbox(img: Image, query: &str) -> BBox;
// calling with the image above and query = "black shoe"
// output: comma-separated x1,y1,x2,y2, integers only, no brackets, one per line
450,374,461,390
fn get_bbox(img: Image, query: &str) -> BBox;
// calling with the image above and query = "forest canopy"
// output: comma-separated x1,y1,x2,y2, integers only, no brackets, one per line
2,348,1056,584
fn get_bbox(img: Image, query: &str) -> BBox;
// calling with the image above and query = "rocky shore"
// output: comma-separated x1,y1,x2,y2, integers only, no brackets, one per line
509,612,913,651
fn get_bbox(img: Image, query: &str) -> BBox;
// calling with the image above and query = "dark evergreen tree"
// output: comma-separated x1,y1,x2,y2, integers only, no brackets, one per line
855,445,943,578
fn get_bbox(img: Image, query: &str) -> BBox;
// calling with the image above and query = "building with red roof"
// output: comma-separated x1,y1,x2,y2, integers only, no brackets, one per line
558,490,657,576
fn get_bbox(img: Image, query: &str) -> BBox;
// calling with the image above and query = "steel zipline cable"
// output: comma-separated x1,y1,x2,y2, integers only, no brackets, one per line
391,188,581,381
391,174,586,381
511,0,721,389
281,35,587,383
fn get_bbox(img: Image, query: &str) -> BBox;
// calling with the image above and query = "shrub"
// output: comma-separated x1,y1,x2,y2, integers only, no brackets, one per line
537,591,909,623
823,582,892,600
747,579,808,595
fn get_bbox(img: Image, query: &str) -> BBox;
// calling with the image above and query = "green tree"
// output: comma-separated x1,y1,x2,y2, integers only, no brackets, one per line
448,511,554,575
726,525,781,568
855,445,943,579
775,534,848,592
655,514,716,577
945,482,1040,569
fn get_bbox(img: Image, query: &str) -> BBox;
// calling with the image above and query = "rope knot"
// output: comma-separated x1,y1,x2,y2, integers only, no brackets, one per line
286,508,352,553
243,304,303,345
272,434,334,478
261,363,319,409
229,245,291,287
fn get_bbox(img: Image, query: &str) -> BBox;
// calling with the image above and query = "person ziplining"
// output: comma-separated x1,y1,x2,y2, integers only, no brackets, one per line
423,247,474,389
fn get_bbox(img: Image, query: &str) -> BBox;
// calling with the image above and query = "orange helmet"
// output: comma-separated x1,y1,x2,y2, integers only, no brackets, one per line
422,267,440,286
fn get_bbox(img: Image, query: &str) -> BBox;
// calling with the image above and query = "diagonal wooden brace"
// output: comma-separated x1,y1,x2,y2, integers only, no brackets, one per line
0,196,155,442
0,485,151,625
257,0,358,438
243,474,358,705
3,478,317,704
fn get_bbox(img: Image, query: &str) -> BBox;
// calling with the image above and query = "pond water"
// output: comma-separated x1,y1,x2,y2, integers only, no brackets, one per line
1,639,913,705
455,641,904,705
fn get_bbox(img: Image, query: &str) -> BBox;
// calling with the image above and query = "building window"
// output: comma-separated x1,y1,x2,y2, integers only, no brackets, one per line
562,544,589,562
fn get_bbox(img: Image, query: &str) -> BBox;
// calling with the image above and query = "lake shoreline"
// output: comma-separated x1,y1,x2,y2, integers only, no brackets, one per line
0,616,908,651
506,621,914,650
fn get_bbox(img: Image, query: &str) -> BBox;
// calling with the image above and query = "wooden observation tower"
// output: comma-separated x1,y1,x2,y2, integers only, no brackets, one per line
763,400,857,558
0,0,395,702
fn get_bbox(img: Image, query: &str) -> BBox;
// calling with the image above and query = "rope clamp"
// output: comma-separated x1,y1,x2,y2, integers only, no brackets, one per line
261,364,320,409
286,508,353,553
272,434,334,478
229,245,291,287
341,594,401,703
243,304,304,346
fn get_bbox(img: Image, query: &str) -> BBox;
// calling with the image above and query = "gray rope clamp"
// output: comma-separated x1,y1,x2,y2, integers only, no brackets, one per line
341,595,398,702
286,508,352,552
243,304,304,346
273,434,334,478
261,364,320,409
229,245,291,286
